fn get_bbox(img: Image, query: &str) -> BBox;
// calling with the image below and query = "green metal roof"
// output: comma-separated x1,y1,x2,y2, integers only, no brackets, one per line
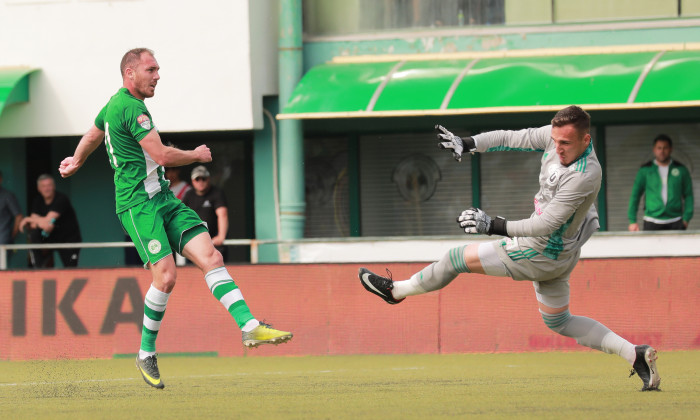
279,48,700,119
0,67,39,120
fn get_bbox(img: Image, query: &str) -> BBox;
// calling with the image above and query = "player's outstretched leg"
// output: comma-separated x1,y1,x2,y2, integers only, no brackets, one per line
203,267,293,348
135,354,165,389
358,267,405,304
630,345,661,391
540,308,661,391
242,322,293,348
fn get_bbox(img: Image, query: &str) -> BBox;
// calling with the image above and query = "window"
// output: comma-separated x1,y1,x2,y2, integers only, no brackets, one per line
303,0,688,37
359,133,473,236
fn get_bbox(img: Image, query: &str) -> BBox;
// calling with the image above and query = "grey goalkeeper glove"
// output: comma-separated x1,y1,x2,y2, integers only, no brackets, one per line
435,125,476,162
457,207,508,236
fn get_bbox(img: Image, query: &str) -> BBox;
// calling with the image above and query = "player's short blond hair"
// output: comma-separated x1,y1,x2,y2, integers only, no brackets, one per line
120,48,155,77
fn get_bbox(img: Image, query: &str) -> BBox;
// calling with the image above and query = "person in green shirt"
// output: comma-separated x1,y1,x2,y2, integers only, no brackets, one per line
628,134,693,231
59,48,292,389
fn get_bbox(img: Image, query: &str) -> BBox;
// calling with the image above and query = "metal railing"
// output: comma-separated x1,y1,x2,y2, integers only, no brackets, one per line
0,239,251,270
0,236,414,269
3,230,699,270
0,235,472,269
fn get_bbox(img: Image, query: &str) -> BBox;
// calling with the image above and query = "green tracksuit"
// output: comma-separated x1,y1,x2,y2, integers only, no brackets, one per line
628,160,693,225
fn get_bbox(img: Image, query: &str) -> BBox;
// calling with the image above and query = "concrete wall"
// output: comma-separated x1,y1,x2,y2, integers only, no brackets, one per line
2,258,698,360
0,0,278,137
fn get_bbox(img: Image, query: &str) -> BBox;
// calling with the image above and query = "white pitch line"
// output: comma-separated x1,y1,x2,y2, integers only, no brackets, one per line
0,377,139,387
0,366,425,387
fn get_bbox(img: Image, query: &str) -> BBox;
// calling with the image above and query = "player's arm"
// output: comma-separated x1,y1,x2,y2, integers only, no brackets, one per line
212,206,229,246
59,125,105,178
139,130,211,167
458,176,587,237
435,125,549,162
505,181,585,237
472,126,549,154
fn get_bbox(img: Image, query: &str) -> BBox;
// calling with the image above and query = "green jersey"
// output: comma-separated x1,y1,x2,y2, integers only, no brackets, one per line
94,88,169,213
628,159,694,224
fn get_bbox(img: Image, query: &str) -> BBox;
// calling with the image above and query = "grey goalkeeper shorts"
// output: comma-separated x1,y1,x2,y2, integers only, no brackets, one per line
477,237,580,309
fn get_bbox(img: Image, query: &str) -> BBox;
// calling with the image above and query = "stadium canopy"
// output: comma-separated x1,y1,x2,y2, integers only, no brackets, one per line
277,44,700,120
0,67,39,120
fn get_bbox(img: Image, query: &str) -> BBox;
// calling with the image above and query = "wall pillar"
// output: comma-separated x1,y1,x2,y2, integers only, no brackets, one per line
278,0,306,240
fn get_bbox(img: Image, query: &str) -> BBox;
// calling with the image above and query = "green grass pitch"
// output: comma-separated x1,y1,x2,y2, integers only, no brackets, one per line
1,351,699,419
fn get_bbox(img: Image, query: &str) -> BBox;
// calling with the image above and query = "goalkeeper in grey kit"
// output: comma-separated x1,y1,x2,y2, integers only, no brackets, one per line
359,105,660,391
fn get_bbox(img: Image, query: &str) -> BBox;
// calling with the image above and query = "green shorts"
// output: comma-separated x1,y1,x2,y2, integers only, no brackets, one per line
118,191,207,267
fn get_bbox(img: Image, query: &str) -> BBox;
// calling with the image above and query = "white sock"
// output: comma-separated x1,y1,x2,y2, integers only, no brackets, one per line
138,350,155,359
392,275,428,300
241,319,260,332
602,334,637,365
140,285,171,356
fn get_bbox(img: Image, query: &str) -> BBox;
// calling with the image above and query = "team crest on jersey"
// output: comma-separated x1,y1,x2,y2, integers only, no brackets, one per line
137,114,152,130
671,168,680,177
546,166,562,186
148,239,161,254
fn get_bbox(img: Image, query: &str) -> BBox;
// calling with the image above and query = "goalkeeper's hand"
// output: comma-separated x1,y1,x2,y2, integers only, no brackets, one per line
457,207,508,236
435,125,476,162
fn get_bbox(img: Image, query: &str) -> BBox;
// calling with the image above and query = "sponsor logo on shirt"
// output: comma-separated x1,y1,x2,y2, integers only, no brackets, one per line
202,200,212,208
137,114,152,130
534,197,543,215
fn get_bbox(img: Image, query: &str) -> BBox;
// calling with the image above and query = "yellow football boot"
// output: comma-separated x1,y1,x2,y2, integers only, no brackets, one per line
242,322,293,348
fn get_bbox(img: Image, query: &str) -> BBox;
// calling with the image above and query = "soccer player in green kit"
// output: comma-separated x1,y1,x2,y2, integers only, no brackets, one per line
59,48,292,389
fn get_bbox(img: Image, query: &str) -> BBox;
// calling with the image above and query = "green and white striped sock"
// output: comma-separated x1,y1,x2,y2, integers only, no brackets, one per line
205,267,258,331
139,285,170,358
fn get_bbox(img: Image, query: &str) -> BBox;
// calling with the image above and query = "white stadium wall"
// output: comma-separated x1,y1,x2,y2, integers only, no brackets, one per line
281,232,700,263
0,0,277,137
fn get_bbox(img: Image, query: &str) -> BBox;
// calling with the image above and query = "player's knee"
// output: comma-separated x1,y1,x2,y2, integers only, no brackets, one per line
203,247,224,269
540,309,571,334
158,271,177,292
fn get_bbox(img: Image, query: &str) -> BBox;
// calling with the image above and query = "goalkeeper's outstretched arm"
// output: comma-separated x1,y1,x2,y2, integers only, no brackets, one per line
59,124,105,178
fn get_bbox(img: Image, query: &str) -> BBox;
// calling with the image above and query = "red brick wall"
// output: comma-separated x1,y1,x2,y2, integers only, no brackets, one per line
1,258,698,360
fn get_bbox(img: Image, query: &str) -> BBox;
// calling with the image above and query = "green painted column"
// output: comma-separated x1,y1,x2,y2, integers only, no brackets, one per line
254,98,281,263
278,0,306,239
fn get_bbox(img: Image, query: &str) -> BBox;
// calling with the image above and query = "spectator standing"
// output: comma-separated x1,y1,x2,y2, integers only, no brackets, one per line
20,174,82,267
165,166,191,200
628,134,693,231
182,165,229,260
0,170,23,263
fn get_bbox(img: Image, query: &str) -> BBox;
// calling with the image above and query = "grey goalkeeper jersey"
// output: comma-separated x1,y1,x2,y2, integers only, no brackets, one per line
472,125,601,260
